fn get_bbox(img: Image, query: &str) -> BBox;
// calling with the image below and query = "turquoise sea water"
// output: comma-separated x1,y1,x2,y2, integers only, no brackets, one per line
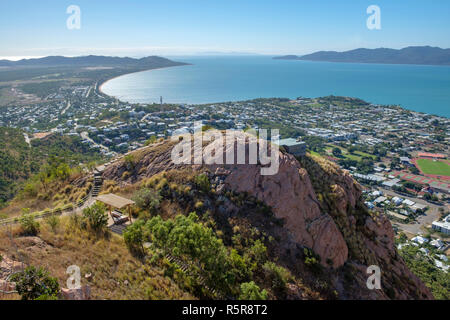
101,56,450,118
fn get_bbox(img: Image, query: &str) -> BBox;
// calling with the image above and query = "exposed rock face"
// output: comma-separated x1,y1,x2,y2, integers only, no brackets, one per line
0,279,16,292
0,253,24,294
102,132,434,299
0,254,24,279
214,153,348,268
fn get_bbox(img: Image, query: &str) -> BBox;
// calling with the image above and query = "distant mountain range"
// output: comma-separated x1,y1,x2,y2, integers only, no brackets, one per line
274,46,450,66
0,55,189,68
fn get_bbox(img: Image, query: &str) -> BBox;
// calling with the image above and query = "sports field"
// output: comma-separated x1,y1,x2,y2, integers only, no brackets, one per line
416,158,450,176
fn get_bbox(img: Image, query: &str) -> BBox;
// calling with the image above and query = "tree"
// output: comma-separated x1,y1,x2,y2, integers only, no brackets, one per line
132,188,161,214
11,266,60,300
332,147,342,157
19,208,40,236
45,215,60,232
239,281,268,300
194,173,210,193
144,213,241,293
82,202,108,232
123,220,145,255
347,146,357,154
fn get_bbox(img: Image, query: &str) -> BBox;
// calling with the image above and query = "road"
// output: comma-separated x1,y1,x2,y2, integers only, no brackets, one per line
61,100,71,115
23,133,30,146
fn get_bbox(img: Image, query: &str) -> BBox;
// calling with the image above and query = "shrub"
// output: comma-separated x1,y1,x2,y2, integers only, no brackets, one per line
82,202,108,232
124,154,135,170
145,136,157,145
123,220,145,255
11,266,60,300
262,261,290,297
23,182,38,197
244,240,268,268
239,281,268,300
19,209,40,236
45,215,60,232
132,188,161,215
303,248,322,274
145,213,238,294
194,201,204,210
194,173,210,193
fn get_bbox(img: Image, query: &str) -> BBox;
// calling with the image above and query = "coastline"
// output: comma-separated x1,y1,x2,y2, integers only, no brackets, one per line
98,64,190,99
96,58,449,118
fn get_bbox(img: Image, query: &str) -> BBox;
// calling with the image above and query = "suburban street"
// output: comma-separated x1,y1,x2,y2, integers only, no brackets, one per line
379,187,446,236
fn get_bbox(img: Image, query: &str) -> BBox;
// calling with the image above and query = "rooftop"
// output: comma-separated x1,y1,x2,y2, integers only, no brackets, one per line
96,193,135,209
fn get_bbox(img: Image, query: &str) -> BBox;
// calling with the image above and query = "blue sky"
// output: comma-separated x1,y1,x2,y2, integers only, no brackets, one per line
0,0,449,59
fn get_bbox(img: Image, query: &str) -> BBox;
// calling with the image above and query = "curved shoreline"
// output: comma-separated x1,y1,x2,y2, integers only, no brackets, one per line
98,64,190,100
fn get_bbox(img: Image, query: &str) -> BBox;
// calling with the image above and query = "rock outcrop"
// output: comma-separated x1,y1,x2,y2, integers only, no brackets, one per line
102,131,434,299
0,253,24,294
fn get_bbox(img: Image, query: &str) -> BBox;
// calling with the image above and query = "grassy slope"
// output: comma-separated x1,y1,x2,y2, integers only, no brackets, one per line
0,217,193,300
0,127,102,210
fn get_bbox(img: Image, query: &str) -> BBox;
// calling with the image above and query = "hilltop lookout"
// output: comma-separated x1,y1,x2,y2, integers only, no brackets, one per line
96,193,135,226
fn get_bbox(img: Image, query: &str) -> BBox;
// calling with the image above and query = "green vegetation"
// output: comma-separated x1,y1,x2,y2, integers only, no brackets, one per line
82,202,108,232
45,214,60,232
416,158,450,176
398,245,449,299
0,127,101,207
132,188,161,216
20,81,67,98
19,208,40,236
145,212,251,296
0,127,31,206
239,281,268,300
194,173,211,193
11,266,60,300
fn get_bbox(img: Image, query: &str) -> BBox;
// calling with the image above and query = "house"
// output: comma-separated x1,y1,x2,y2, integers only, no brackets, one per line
411,203,427,213
434,259,449,272
392,196,404,206
411,236,429,245
374,196,387,204
432,219,450,235
430,239,445,250
382,178,401,189
371,190,382,197
402,199,415,206
365,201,375,209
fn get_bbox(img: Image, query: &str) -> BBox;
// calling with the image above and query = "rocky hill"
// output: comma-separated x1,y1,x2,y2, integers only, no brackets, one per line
0,55,189,68
274,46,450,66
100,132,433,299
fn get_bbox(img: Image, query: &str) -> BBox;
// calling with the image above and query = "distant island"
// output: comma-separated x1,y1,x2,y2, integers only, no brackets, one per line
274,46,450,66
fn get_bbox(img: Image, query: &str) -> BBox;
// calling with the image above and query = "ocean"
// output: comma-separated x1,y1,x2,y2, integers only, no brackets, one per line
101,55,450,118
